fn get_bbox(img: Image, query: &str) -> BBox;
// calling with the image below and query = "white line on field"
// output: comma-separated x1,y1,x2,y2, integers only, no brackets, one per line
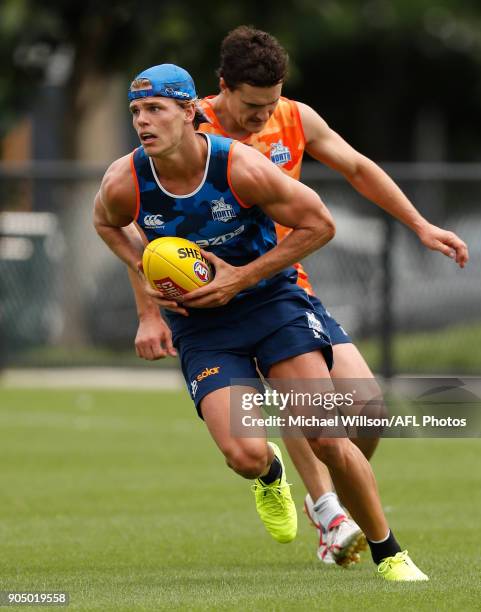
0,368,185,390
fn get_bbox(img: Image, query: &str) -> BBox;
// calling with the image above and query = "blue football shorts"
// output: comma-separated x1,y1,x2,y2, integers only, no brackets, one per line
171,278,334,417
307,295,352,346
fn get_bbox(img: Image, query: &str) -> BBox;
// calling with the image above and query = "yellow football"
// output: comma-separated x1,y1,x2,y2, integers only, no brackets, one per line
142,236,213,299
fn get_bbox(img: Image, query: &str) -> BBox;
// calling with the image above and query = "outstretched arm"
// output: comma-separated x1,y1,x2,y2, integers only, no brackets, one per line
298,102,469,268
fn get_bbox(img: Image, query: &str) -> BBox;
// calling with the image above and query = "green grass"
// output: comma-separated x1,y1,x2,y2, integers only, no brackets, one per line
0,388,480,611
357,321,481,373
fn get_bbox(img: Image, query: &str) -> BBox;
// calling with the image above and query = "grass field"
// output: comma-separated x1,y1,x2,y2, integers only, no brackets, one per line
0,388,480,611
357,322,481,373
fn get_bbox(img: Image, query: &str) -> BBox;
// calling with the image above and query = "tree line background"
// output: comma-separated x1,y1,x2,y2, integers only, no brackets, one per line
1,0,481,162
0,0,480,372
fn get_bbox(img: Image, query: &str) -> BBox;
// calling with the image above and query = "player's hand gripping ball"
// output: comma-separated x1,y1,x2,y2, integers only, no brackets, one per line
142,237,213,300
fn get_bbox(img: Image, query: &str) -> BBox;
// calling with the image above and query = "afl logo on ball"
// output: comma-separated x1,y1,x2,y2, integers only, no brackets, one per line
193,261,210,283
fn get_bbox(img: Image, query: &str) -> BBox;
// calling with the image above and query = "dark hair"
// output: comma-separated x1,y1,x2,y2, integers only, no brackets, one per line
217,25,288,90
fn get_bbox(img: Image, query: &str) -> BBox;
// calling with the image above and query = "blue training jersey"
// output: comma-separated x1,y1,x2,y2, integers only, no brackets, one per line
131,132,298,333
131,132,297,286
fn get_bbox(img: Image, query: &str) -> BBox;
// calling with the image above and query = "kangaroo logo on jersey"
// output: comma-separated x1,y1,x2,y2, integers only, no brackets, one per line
270,140,291,166
211,197,236,223
144,214,165,228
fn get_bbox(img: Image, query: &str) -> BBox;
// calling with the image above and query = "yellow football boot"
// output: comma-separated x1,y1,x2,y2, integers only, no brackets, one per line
252,442,297,543
377,550,429,581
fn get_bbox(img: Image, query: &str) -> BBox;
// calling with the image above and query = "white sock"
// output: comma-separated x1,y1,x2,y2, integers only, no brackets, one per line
313,492,347,532
368,530,390,544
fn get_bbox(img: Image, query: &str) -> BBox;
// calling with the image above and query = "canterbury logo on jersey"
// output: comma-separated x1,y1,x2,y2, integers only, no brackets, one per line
143,214,164,228
195,225,245,247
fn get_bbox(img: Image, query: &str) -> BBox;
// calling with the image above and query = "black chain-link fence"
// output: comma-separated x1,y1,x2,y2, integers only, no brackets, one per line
1,161,480,374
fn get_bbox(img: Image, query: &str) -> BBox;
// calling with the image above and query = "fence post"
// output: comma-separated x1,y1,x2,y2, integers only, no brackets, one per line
381,217,395,378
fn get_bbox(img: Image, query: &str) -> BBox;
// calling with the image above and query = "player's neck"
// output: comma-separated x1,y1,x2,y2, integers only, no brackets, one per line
211,94,251,140
151,132,208,195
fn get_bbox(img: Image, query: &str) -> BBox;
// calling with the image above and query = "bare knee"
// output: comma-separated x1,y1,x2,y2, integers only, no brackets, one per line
307,438,351,470
224,444,269,479
348,396,385,459
350,436,380,460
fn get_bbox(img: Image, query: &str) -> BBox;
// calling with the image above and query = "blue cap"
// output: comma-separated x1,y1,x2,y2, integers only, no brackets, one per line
128,64,196,102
